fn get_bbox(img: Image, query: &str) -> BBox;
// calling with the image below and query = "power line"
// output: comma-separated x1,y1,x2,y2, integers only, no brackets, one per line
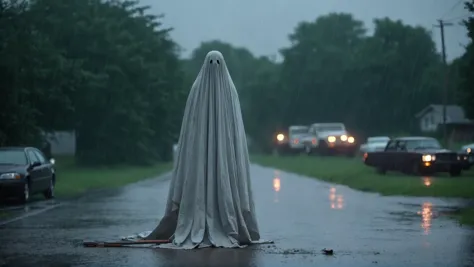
444,14,472,24
441,0,464,19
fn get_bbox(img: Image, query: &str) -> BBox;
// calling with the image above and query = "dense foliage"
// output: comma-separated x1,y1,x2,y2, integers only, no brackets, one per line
0,0,186,165
280,15,445,136
458,1,474,119
1,0,472,160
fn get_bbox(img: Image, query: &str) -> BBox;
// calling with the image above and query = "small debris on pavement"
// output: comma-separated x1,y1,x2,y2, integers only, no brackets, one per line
322,248,334,255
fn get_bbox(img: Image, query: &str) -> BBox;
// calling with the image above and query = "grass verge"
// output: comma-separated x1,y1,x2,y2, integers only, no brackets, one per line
252,154,474,225
458,208,474,225
54,156,172,198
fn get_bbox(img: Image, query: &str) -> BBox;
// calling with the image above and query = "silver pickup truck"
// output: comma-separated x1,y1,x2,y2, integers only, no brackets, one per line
301,122,357,157
272,125,309,155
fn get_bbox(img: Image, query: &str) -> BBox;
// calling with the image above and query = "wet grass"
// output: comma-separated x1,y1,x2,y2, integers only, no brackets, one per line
456,208,474,226
54,156,172,198
252,154,474,225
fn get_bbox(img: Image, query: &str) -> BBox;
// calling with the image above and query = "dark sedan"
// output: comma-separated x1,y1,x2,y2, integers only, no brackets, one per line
0,147,56,203
364,137,463,176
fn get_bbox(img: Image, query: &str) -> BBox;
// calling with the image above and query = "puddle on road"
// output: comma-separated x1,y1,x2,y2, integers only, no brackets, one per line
383,201,446,235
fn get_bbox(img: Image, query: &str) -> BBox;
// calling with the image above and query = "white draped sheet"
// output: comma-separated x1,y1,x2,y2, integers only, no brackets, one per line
128,50,268,249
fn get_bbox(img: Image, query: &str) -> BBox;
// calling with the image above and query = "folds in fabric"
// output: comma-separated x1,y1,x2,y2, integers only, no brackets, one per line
142,50,261,249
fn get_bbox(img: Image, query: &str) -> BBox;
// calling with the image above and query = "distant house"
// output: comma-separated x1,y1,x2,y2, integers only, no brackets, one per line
43,131,76,156
415,104,474,143
415,104,471,132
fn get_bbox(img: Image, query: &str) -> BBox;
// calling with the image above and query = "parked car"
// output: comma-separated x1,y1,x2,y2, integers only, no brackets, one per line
458,143,474,170
359,136,390,154
363,136,463,176
301,122,357,157
0,147,56,203
272,125,309,155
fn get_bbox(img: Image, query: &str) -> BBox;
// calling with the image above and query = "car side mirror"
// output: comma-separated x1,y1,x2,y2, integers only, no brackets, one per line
30,161,41,168
49,158,55,165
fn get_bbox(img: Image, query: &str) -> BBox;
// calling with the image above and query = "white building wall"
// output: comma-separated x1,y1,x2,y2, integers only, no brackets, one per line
45,131,76,155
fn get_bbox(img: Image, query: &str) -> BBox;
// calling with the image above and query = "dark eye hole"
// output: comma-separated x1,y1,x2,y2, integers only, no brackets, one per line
216,60,220,64
210,60,213,64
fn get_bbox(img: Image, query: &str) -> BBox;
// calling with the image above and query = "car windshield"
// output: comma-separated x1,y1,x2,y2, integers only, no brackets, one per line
368,137,389,143
406,139,442,150
0,150,28,165
290,128,308,134
371,141,388,146
463,143,474,149
318,125,344,132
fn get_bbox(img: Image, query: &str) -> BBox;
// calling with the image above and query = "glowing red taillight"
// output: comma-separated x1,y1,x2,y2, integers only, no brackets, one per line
311,138,317,145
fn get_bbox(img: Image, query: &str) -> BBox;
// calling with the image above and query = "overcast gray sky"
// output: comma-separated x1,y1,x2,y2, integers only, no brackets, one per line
142,0,470,62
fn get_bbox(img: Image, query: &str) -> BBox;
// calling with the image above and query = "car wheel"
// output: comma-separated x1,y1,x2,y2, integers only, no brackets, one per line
449,167,462,177
43,177,55,199
20,182,30,204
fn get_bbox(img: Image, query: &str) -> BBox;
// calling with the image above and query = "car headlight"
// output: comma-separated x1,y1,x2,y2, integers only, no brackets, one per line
276,133,285,141
422,154,436,162
348,136,355,143
0,173,21,180
328,136,336,142
340,135,347,141
467,148,472,154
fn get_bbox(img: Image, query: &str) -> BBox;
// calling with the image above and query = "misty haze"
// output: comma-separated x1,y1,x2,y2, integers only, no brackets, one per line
1,0,474,267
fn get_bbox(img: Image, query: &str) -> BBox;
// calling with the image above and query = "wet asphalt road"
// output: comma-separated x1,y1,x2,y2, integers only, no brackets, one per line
1,164,473,267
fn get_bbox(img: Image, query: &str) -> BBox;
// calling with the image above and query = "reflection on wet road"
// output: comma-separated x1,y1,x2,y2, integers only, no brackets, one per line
0,165,473,267
418,202,433,235
273,170,281,203
329,187,344,210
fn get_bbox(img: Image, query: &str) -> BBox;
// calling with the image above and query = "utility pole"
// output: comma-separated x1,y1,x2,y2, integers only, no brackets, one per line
434,19,453,147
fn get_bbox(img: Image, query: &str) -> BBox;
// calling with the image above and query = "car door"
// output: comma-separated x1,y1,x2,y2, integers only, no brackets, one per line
383,140,398,170
26,149,43,193
393,141,408,171
32,149,53,189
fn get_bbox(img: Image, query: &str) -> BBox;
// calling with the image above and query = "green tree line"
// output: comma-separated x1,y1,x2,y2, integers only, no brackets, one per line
1,0,186,165
184,13,472,152
1,0,473,162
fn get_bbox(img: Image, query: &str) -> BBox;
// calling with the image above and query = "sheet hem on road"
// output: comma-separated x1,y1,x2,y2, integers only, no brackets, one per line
121,231,273,249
